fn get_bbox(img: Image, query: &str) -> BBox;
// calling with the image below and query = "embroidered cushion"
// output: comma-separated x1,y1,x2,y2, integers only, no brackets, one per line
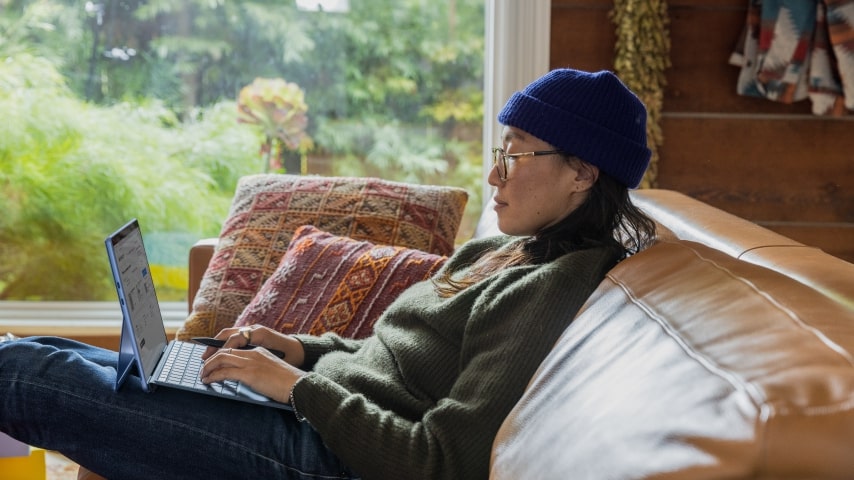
176,174,467,340
233,225,446,338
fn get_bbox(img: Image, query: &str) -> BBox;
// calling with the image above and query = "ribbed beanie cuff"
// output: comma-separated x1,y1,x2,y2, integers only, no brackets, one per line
498,69,651,188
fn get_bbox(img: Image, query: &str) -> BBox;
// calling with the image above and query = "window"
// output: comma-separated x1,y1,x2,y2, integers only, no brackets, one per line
0,0,549,325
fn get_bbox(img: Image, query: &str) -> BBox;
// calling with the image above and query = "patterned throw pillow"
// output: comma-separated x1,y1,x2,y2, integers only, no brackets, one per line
233,225,447,338
175,174,467,340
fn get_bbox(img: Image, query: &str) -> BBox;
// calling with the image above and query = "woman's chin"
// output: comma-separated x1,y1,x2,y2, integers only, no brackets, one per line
496,221,523,236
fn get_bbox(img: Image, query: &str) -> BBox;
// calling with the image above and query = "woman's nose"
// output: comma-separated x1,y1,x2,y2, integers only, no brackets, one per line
487,161,502,187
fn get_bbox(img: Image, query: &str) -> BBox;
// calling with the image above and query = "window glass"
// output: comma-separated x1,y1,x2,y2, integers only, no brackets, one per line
0,0,485,302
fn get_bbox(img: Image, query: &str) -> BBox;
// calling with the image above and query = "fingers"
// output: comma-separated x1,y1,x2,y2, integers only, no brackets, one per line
199,330,242,360
201,347,306,403
226,325,271,351
201,326,269,360
237,325,266,346
200,347,282,384
200,346,216,360
215,329,252,351
200,342,225,360
200,347,245,383
213,327,238,341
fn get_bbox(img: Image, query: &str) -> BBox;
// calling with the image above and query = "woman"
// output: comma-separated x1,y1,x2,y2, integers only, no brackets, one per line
0,68,656,480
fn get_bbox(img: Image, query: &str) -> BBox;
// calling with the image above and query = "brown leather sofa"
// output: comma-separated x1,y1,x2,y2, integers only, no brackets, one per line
79,189,854,479
490,189,854,479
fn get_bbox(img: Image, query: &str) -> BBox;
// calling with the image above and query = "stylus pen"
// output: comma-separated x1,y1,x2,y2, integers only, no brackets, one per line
192,337,286,359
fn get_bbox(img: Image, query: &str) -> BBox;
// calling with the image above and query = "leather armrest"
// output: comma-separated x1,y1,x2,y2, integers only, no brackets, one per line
187,238,218,313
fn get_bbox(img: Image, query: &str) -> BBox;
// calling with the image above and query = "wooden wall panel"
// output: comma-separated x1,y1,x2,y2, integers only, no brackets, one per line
659,117,854,223
658,116,854,261
551,0,854,263
658,114,854,262
666,2,814,114
550,2,614,72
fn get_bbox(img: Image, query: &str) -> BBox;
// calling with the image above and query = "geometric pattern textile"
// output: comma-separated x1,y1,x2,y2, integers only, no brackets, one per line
233,225,447,339
175,174,467,340
730,0,854,116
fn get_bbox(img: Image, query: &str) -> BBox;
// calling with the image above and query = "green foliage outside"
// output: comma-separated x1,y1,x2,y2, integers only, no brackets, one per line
0,54,258,300
0,0,485,302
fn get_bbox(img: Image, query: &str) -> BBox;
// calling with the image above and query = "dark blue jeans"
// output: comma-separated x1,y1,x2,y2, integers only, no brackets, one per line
0,337,360,480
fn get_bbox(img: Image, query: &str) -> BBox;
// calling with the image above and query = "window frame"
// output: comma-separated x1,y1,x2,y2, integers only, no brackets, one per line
483,0,552,205
0,0,552,335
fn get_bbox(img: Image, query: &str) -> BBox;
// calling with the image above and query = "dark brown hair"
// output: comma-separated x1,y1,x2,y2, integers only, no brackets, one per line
432,165,656,297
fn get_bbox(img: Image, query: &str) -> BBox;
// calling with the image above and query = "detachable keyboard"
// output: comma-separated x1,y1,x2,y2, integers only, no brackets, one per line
156,341,240,395
150,340,293,410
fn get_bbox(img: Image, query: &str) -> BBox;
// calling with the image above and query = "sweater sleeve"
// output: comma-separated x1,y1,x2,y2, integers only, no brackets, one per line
290,245,620,480
292,332,366,370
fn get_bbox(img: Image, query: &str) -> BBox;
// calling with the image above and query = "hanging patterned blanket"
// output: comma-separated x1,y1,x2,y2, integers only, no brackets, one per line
730,0,854,116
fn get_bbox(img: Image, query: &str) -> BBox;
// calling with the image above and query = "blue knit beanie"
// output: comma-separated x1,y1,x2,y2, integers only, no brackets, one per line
498,69,651,188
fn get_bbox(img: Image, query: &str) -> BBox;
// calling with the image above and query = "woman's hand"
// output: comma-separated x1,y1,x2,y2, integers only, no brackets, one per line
199,346,304,404
200,325,305,367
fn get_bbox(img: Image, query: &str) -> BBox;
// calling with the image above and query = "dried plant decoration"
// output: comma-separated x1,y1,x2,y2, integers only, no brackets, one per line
611,0,671,188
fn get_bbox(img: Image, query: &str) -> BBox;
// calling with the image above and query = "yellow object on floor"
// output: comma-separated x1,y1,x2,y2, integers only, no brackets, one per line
0,447,46,480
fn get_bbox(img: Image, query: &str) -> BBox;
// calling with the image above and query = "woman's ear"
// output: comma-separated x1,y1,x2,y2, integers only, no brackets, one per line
575,162,599,192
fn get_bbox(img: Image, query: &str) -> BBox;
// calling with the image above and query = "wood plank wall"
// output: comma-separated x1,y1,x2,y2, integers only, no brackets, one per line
550,0,854,263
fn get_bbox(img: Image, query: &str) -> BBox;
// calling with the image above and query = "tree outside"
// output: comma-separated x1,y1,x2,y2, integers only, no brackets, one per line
0,0,485,302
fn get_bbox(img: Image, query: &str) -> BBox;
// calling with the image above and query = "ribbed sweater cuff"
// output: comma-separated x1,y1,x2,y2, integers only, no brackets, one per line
293,334,338,369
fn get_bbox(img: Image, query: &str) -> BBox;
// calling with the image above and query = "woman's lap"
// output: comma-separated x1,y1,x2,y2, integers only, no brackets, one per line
0,336,358,480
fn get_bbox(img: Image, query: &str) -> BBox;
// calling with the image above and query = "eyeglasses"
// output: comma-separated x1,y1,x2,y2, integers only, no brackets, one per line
491,147,567,182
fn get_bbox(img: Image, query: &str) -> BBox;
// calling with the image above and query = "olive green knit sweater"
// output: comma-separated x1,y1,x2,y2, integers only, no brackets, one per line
293,235,620,480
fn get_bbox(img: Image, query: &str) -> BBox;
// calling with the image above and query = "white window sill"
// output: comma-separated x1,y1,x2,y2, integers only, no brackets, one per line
0,301,187,337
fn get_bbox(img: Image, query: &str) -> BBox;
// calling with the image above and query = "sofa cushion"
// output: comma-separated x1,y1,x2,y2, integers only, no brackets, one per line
233,225,446,338
176,174,467,340
491,239,854,479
